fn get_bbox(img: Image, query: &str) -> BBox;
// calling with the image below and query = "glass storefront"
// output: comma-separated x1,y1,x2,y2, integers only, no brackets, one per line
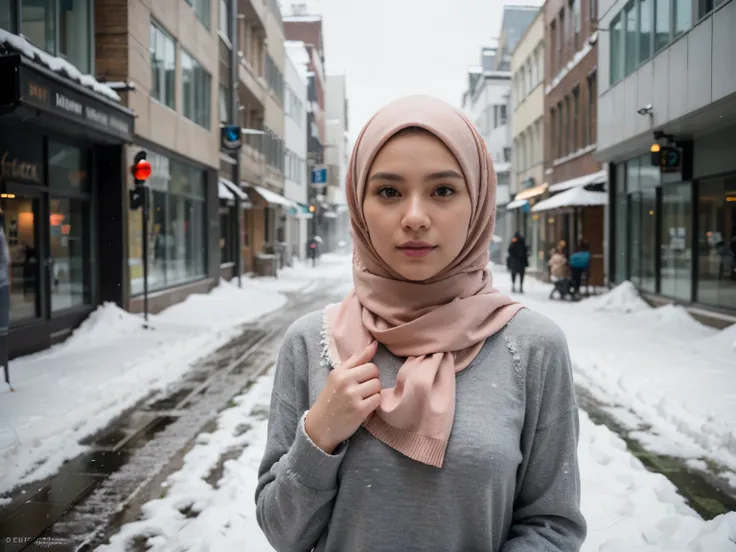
613,151,736,312
697,175,736,309
128,150,208,296
3,193,40,323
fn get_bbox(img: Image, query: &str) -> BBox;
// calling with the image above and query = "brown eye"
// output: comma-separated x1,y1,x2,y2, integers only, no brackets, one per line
434,185,456,197
378,187,401,198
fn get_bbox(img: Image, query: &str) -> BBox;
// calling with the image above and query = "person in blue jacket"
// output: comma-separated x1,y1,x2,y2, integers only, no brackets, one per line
568,240,591,298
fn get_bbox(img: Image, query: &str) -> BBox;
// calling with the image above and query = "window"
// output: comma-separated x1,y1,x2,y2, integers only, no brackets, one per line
624,2,638,75
628,158,658,292
49,140,90,192
610,15,623,84
654,0,671,52
20,0,92,73
0,0,15,31
587,71,597,145
150,22,176,109
614,163,628,283
550,21,558,74
182,49,212,130
673,0,691,36
564,95,571,155
219,84,228,123
660,181,692,300
639,0,653,63
590,0,597,21
558,10,565,66
265,54,284,106
186,0,210,30
697,175,736,309
699,0,728,18
128,151,207,295
219,0,230,40
504,147,512,163
571,0,580,48
49,198,89,311
500,104,507,125
572,86,579,152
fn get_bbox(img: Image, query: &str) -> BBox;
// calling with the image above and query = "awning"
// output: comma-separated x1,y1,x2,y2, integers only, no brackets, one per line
218,181,235,200
245,184,298,209
514,183,548,201
532,187,608,212
219,178,248,201
548,169,607,193
506,198,529,210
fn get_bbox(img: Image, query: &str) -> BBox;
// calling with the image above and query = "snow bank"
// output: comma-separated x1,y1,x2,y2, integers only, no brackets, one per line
587,281,650,313
635,304,717,340
0,279,288,495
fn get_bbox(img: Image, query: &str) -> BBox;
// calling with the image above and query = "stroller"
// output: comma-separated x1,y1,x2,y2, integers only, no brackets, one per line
549,277,574,300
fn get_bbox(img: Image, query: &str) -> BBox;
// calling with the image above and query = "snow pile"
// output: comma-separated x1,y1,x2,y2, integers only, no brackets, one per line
635,305,717,340
0,29,121,101
587,281,650,313
99,374,736,552
701,323,736,352
0,279,289,495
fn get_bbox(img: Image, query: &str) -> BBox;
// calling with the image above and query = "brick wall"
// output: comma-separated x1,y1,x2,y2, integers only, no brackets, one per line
94,0,129,81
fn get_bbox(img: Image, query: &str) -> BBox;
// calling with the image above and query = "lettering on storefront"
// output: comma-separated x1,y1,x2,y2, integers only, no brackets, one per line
1,150,41,183
56,93,83,116
28,82,50,104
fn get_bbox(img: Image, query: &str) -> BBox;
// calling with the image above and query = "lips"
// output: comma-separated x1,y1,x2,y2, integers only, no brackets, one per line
396,241,436,258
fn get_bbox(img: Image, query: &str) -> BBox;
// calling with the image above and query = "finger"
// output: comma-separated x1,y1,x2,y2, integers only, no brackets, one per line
350,362,379,383
340,340,378,371
362,392,382,414
356,377,382,398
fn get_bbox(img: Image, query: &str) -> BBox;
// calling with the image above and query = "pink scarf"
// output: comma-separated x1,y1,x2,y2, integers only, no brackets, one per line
323,95,524,468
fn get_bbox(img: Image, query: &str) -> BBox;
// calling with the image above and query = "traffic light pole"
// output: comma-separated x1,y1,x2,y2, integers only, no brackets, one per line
141,186,150,327
230,0,242,288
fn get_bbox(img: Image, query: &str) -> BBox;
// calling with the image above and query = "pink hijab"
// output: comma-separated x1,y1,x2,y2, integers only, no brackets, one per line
323,95,524,468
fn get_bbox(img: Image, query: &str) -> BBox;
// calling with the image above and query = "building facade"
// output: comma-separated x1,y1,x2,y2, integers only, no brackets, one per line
539,0,607,285
597,0,736,324
283,42,310,261
324,73,350,251
510,8,546,272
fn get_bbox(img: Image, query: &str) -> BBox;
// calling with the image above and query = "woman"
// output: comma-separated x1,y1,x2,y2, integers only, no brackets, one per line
0,209,12,392
506,231,528,293
568,240,591,298
255,96,585,552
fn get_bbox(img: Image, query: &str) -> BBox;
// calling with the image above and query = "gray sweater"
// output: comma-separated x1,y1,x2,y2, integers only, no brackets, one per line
255,308,586,552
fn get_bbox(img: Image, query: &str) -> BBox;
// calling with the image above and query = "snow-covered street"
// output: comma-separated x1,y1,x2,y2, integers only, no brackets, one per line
2,254,736,551
87,258,736,552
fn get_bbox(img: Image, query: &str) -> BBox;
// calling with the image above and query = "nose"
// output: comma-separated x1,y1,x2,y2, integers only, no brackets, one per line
401,195,430,231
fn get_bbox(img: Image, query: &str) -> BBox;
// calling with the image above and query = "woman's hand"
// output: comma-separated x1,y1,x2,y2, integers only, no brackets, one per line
305,341,382,454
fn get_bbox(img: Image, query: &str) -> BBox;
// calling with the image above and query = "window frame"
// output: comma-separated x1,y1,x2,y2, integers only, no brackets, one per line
181,48,212,130
150,20,177,110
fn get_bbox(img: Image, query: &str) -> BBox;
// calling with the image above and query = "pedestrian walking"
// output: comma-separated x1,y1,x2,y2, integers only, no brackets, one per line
0,209,12,392
569,239,591,298
506,230,528,293
255,95,585,552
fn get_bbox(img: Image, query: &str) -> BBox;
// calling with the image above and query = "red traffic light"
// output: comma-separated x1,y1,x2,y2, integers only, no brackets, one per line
133,159,152,182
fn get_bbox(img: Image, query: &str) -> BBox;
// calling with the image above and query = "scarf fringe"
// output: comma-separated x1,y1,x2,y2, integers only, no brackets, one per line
363,414,447,468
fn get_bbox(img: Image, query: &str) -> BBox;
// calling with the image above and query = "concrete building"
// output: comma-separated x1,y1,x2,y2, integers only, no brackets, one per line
283,41,310,261
282,2,328,245
537,0,607,285
597,0,736,324
509,7,546,272
324,73,350,251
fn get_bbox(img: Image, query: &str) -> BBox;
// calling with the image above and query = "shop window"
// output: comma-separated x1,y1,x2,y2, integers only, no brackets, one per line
220,208,234,264
182,49,212,130
128,151,207,296
49,197,90,312
697,176,736,309
49,141,89,192
614,163,628,283
627,157,658,292
2,193,40,323
660,182,692,300
150,21,176,110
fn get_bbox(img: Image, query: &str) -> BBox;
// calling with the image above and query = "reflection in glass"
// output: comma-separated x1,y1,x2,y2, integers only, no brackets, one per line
2,194,40,322
49,198,88,312
58,0,90,73
624,2,637,75
673,0,691,36
21,0,55,53
614,163,628,283
660,182,692,300
627,158,642,286
654,0,670,52
49,141,89,191
639,0,652,63
697,176,736,309
640,188,657,292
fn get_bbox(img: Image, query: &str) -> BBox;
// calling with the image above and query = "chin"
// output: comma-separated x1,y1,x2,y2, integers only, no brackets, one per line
395,263,442,282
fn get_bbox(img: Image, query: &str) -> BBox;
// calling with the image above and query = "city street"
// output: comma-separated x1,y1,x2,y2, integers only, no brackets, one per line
2,255,728,552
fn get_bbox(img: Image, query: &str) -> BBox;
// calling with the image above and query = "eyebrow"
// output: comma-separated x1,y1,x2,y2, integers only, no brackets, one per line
368,170,464,182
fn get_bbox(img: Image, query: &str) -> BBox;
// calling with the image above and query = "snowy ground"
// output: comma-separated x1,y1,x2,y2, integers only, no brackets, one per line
96,256,736,552
0,254,352,498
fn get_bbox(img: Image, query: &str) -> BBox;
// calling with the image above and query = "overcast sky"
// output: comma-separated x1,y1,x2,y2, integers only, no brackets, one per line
289,0,527,143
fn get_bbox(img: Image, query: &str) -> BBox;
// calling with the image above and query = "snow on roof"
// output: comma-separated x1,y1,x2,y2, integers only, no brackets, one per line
0,29,121,102
468,65,483,74
283,15,322,22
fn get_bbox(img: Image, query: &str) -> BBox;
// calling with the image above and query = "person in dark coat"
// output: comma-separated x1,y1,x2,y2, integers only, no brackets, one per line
506,231,529,293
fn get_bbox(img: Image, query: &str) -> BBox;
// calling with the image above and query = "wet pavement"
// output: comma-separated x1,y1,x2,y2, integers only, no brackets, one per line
576,386,736,520
0,280,346,552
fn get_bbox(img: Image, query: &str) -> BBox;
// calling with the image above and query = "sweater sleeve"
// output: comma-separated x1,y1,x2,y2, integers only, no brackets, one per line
254,328,347,552
501,315,587,552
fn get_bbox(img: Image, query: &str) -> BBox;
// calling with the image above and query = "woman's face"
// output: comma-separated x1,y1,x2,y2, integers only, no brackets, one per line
363,130,472,282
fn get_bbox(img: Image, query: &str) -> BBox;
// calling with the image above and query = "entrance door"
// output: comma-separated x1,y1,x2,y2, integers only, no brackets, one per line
1,189,44,325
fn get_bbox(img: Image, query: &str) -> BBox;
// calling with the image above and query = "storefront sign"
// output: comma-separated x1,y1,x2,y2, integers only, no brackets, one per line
0,54,134,143
1,150,41,183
